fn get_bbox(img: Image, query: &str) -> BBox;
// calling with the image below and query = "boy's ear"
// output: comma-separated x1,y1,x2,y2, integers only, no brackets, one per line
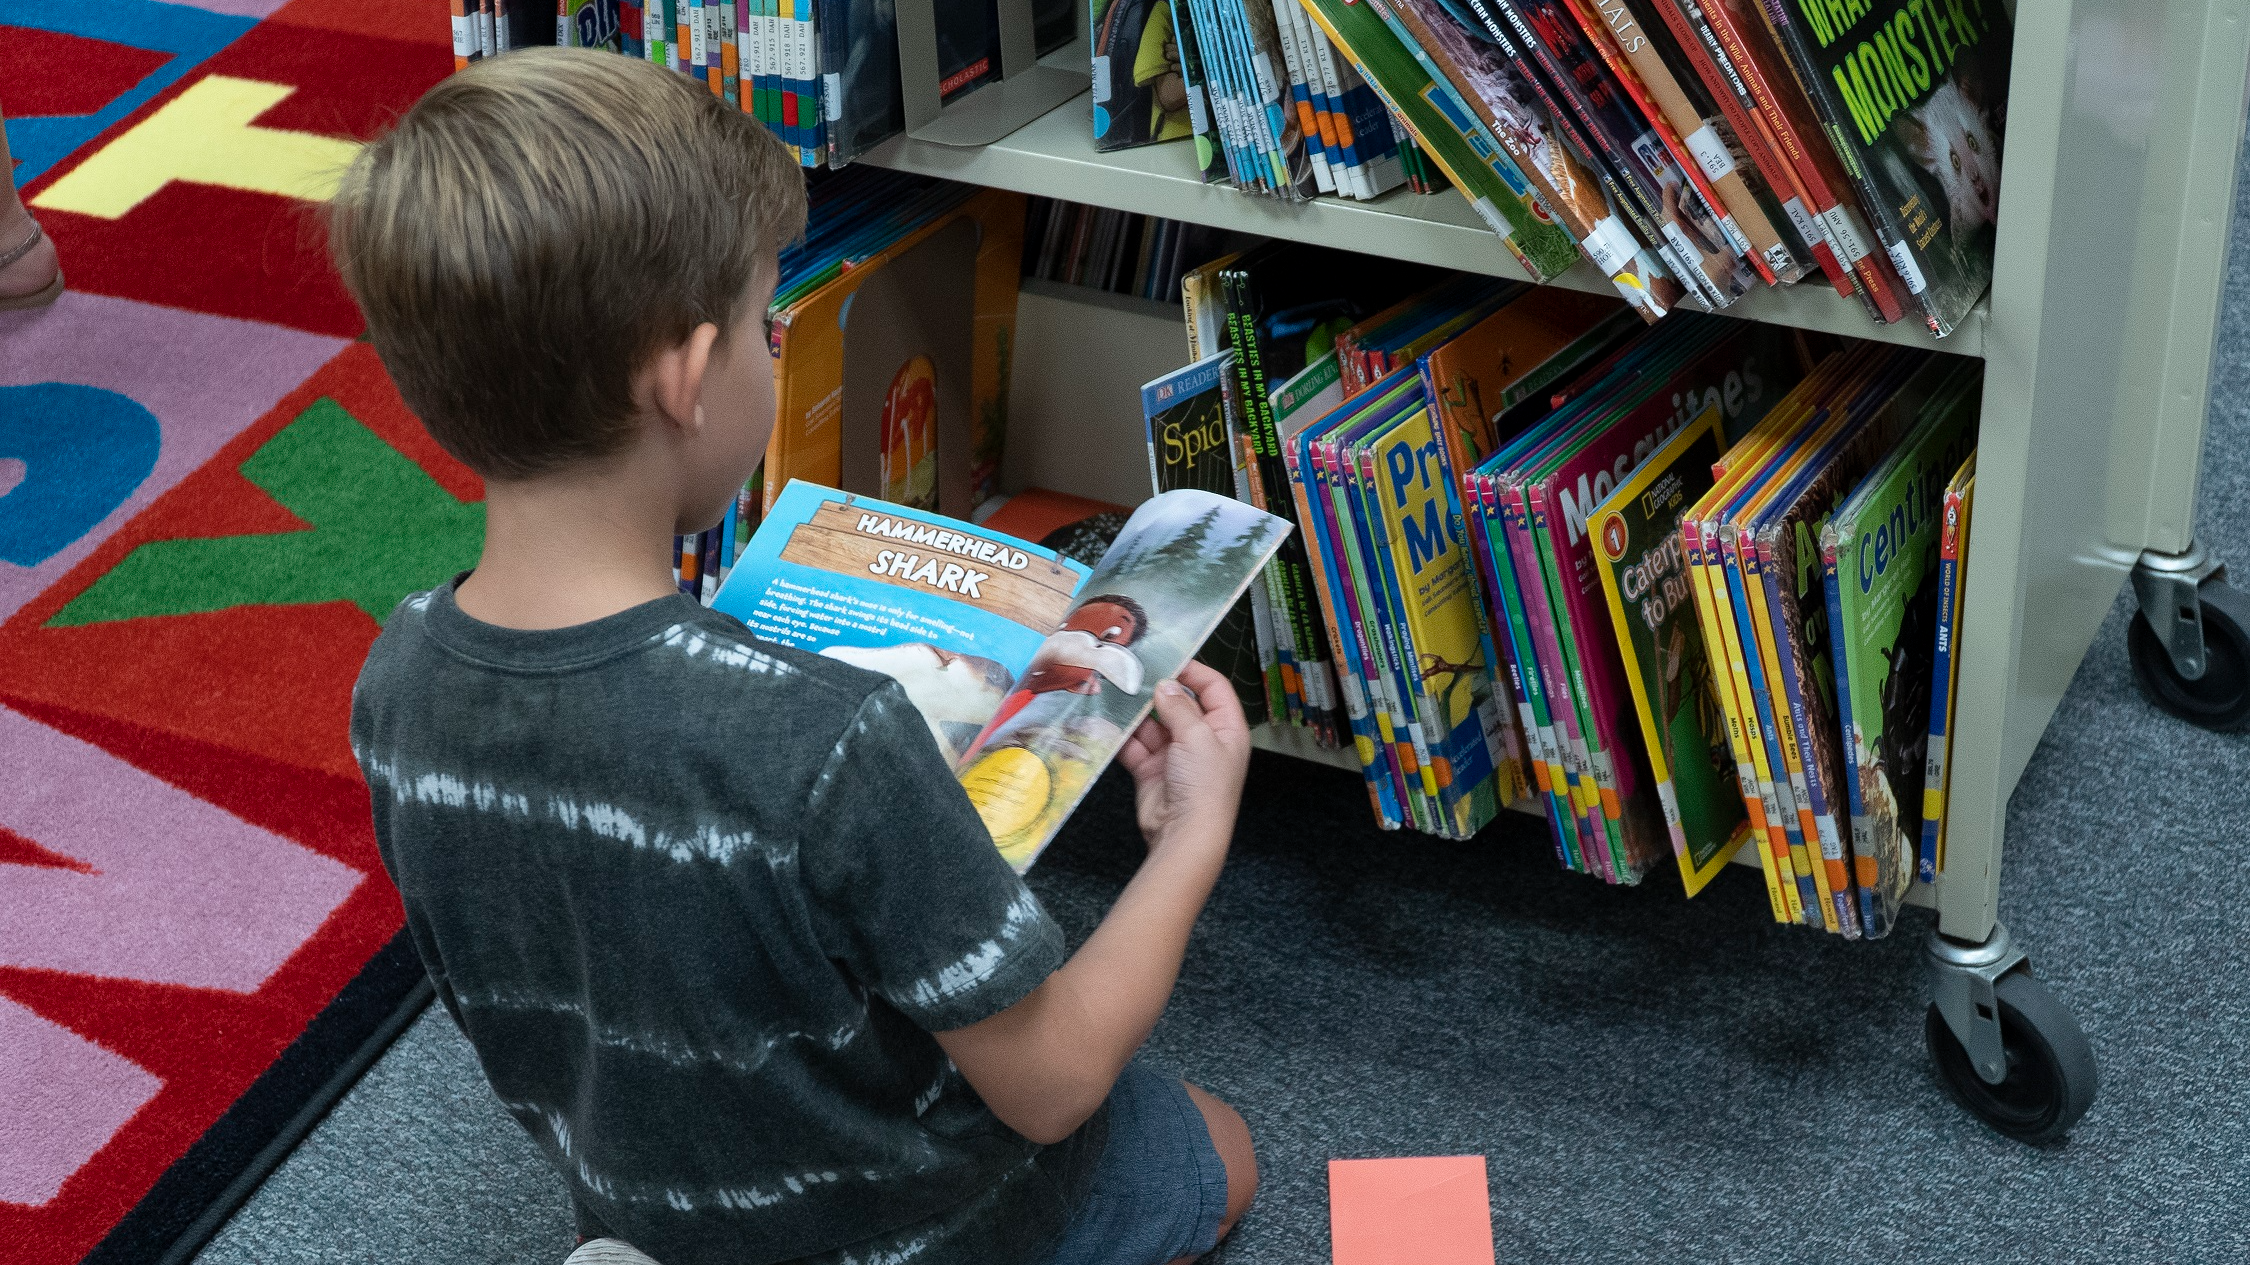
640,322,724,435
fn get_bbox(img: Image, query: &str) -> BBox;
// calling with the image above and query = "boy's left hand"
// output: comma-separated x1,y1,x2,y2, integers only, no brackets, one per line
1116,659,1249,866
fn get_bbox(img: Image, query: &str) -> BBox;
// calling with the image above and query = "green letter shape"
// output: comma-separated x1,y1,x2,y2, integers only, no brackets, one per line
50,398,484,628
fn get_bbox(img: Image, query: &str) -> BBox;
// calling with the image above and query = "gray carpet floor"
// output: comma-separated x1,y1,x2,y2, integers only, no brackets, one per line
197,146,2250,1265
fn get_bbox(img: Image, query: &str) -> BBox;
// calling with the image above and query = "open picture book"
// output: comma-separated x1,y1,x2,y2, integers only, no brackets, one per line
714,480,1292,871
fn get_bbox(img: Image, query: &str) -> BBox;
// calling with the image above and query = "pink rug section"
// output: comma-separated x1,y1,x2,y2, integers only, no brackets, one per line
0,703,363,992
0,997,162,1208
0,292,347,624
153,0,292,17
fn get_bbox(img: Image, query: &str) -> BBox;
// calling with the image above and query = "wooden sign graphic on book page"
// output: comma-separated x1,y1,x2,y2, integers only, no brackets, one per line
781,499,1082,632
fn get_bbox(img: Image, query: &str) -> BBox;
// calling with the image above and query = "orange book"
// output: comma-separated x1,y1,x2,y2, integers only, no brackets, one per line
765,190,1028,519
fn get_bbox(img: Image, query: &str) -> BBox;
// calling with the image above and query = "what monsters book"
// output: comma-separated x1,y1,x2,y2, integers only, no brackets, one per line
715,480,1290,871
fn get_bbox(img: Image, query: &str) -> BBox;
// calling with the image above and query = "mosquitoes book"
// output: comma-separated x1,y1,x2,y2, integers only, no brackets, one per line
1589,405,1750,894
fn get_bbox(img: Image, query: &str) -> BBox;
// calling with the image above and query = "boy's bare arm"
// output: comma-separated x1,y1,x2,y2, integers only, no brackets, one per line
933,662,1249,1146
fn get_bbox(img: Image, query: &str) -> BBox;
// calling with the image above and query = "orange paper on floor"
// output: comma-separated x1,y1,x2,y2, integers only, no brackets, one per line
1328,1155,1496,1265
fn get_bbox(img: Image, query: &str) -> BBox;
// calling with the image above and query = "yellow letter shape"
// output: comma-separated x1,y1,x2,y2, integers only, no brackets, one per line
33,76,363,221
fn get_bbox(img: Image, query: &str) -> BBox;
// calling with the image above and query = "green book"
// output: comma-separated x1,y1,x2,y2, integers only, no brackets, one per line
1820,370,1981,937
1759,0,2012,337
1296,0,1581,282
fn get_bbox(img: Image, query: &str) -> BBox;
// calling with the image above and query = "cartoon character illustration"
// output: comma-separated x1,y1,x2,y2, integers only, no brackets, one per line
1134,3,1191,142
966,594,1149,753
1093,0,1190,147
820,641,1013,766
1895,73,2001,239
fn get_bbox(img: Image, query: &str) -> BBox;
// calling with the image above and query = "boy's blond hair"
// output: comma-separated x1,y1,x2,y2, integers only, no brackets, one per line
330,48,807,479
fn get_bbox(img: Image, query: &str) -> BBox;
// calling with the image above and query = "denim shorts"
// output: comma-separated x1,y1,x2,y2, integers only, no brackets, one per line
1037,1061,1231,1265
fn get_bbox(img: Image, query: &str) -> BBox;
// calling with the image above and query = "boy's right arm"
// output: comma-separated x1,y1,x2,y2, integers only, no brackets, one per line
934,661,1249,1146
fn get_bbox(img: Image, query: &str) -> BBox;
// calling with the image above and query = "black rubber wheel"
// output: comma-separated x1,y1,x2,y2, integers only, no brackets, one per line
1926,970,2097,1144
2129,579,2250,730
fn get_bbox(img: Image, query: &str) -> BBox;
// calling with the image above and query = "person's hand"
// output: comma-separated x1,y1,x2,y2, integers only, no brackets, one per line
1115,659,1250,868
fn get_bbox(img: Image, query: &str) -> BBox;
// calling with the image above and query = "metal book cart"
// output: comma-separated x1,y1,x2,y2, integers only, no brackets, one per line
865,0,2250,1143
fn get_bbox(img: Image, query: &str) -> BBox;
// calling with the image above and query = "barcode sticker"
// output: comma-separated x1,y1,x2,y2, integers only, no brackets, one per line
1581,216,1639,276
1470,197,1515,240
1683,124,1736,182
1886,239,1929,293
1821,205,1872,263
1092,54,1111,103
824,73,842,120
452,13,474,55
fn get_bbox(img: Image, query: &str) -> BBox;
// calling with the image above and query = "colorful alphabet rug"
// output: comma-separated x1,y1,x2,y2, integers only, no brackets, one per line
1,2,468,1261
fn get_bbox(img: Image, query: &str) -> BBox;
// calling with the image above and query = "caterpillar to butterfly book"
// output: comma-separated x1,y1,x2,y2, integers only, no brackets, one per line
715,481,1290,871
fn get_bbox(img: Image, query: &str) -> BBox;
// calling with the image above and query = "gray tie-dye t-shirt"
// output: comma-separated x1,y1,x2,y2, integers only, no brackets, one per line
351,579,1105,1265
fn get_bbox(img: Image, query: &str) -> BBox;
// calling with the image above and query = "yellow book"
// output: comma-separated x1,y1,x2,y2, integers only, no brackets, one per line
1682,439,1791,920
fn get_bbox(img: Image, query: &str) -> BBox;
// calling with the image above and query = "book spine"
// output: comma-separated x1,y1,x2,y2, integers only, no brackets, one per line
1269,0,1337,192
451,0,476,67
1564,0,1778,284
1690,0,1906,322
1732,525,1834,929
1428,433,1525,824
1290,431,1405,827
1361,436,1473,834
1172,0,1229,184
720,0,740,102
1819,525,1881,934
1527,486,1631,875
1710,516,1807,922
1341,439,1442,831
1471,472,1579,868
1218,347,1297,723
1754,0,1939,332
1503,481,1610,875
1656,0,1848,293
1920,481,1966,882
1226,269,1344,746
1756,529,1861,936
1684,515,1790,920
1589,497,1695,876
1319,435,1422,825
1472,0,1711,304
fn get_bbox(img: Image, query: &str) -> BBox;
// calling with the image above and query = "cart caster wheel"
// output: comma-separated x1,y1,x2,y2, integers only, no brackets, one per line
1926,970,2096,1143
2130,578,2250,729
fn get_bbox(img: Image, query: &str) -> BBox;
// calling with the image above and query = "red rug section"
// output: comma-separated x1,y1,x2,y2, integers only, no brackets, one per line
0,337,473,1261
0,346,483,783
0,28,170,118
0,699,406,1264
3,1,462,1257
20,21,453,338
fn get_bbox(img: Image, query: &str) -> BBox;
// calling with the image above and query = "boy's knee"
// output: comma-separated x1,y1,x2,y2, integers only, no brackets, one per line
1181,1082,1258,1235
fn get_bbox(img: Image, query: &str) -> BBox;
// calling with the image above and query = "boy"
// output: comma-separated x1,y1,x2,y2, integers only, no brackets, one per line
334,48,1257,1265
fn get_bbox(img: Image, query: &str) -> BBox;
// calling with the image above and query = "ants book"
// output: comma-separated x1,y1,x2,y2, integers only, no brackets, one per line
715,481,1290,871
1820,367,1978,935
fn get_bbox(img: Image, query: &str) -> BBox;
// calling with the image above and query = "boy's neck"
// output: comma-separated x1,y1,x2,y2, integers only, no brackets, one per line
456,460,686,631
